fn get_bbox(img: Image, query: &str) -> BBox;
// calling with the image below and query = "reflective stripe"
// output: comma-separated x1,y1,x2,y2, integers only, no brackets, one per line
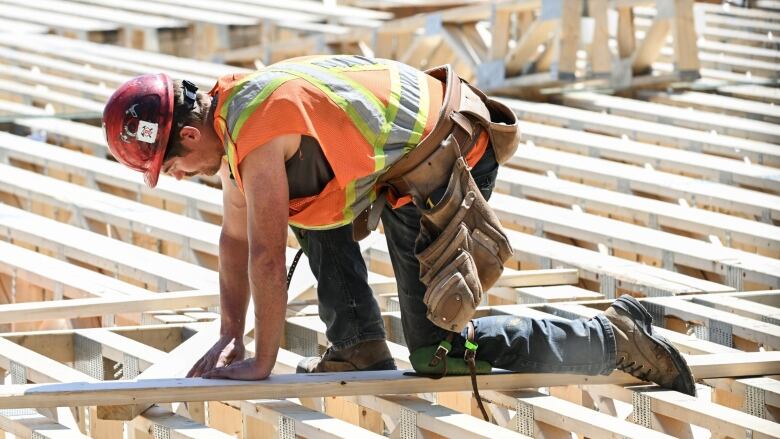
226,72,295,139
373,64,401,171
310,55,375,70
343,180,357,222
266,63,385,147
408,69,430,150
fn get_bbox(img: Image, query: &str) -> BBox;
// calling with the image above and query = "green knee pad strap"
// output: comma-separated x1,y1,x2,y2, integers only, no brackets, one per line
409,344,491,376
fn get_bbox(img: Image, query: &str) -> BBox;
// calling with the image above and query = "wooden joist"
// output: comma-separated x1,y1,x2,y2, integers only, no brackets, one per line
503,98,780,167
517,119,780,192
495,167,780,255
0,203,218,291
560,91,780,144
1,351,778,409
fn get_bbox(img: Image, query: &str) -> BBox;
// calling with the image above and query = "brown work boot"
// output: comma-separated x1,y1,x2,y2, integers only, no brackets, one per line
604,295,696,396
296,339,397,373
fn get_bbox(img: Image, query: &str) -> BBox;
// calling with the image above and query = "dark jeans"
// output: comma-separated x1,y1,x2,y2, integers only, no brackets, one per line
292,147,616,375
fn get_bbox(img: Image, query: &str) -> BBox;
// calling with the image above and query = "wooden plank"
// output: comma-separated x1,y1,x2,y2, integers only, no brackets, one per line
632,8,671,73
492,192,780,288
502,98,780,167
0,410,89,439
585,384,780,439
690,294,780,323
588,0,611,76
0,240,154,301
506,143,780,224
3,351,779,408
0,36,216,89
644,297,780,349
562,91,780,144
671,0,700,74
0,18,49,34
0,203,219,291
505,19,558,76
0,333,228,438
0,162,222,260
0,79,104,114
495,167,780,255
0,0,186,31
133,406,234,439
483,389,675,439
647,91,780,124
718,84,780,105
0,47,130,87
0,4,118,32
515,284,604,304
239,399,387,439
0,33,247,80
0,291,217,325
0,131,224,220
517,117,780,192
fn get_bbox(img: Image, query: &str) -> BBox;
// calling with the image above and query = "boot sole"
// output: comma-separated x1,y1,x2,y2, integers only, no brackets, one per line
614,295,697,396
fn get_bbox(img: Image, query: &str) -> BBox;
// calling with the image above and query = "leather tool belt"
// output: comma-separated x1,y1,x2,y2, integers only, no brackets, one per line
352,64,520,332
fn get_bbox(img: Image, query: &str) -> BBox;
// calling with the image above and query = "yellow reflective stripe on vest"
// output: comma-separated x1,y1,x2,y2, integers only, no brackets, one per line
265,63,386,149
407,69,430,151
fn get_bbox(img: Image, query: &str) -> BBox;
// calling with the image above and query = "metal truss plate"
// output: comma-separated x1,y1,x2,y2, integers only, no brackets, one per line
761,315,780,327
400,406,418,439
600,275,616,300
631,392,652,428
645,287,669,298
285,323,319,357
745,385,768,419
708,319,733,347
152,424,171,439
643,302,666,328
279,415,296,439
515,400,534,436
10,360,26,384
693,323,708,341
0,408,37,418
75,333,104,379
661,251,675,271
725,265,745,291
123,353,141,380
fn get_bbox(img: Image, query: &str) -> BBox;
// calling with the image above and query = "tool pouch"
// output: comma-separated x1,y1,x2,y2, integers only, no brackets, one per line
415,157,513,332
460,83,521,165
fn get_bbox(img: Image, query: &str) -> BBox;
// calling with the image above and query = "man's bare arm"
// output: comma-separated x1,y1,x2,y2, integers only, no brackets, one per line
217,162,251,337
187,161,250,377
204,134,299,380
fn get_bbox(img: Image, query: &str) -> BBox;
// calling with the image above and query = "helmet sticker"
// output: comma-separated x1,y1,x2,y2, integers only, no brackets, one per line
136,120,159,143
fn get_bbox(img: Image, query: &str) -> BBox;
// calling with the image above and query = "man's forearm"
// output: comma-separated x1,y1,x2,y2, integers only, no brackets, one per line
249,256,287,369
219,231,251,337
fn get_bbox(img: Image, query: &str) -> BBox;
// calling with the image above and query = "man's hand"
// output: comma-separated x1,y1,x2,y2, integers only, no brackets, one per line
186,335,245,378
202,357,273,380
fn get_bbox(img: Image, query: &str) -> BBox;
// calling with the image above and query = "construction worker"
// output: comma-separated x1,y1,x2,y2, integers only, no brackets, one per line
102,55,696,399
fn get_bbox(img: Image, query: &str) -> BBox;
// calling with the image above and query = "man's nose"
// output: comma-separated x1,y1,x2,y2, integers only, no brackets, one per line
173,170,184,180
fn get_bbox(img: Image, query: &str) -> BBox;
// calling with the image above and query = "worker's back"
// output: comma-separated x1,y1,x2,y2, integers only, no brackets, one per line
211,55,445,229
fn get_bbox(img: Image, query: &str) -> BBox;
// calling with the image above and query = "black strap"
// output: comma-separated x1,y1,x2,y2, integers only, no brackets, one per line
182,80,198,109
465,321,489,422
286,248,304,291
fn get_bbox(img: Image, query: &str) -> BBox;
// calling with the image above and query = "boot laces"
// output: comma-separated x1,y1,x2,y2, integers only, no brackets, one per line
617,357,655,381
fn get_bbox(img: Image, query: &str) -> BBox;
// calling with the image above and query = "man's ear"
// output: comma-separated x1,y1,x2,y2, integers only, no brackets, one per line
179,126,202,145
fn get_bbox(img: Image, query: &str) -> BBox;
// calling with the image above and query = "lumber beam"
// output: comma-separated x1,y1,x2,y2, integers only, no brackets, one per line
0,290,218,324
1,352,778,409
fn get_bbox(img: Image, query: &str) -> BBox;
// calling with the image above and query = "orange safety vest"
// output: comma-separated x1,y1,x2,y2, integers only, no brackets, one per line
210,55,487,230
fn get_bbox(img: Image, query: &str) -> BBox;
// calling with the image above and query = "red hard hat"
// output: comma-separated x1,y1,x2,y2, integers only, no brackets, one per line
102,73,174,188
